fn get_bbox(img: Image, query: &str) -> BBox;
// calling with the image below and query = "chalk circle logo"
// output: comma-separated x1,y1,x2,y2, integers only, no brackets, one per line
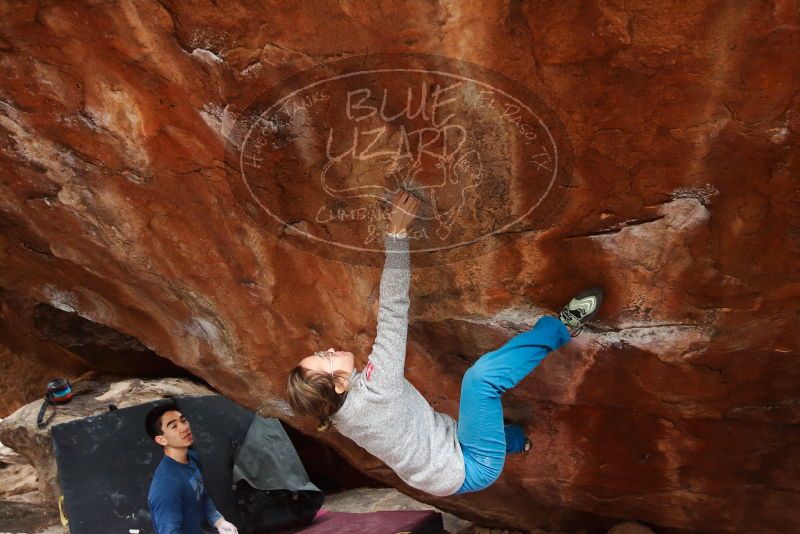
225,54,573,267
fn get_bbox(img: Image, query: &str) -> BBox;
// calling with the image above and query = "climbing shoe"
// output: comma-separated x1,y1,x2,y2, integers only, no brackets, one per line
559,287,603,337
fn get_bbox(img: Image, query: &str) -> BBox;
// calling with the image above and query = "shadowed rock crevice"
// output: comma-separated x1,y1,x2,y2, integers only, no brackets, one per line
29,301,194,379
0,288,201,416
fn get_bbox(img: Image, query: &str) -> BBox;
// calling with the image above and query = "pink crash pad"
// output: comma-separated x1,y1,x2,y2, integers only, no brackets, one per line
275,509,444,533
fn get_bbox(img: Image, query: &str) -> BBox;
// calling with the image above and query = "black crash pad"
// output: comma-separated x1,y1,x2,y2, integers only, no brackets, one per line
51,395,318,533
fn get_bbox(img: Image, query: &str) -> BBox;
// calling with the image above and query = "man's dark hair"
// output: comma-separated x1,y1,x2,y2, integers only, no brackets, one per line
145,401,181,441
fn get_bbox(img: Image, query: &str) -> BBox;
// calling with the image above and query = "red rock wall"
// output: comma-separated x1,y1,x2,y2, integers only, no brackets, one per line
0,344,58,417
1,1,798,532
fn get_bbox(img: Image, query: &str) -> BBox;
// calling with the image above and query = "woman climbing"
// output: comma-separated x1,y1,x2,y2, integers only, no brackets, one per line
286,190,603,496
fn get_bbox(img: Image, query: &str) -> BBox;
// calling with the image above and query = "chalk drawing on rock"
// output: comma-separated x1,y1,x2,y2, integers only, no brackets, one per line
225,54,574,266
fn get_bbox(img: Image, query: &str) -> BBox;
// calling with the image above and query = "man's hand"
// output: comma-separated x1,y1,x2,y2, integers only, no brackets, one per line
387,191,420,235
215,517,238,534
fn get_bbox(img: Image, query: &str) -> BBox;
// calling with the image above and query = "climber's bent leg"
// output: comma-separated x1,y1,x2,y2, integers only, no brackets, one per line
454,316,570,494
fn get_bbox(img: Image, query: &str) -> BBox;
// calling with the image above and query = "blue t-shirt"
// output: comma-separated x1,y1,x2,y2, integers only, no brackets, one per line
147,450,222,534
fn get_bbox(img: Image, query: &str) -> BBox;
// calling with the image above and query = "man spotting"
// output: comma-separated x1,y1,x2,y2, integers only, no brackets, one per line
145,402,238,534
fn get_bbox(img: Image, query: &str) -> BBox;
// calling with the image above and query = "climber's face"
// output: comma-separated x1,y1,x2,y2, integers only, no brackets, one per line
298,348,355,393
155,410,194,449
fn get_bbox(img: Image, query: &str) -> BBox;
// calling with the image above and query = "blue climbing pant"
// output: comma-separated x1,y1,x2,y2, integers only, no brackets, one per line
455,315,571,494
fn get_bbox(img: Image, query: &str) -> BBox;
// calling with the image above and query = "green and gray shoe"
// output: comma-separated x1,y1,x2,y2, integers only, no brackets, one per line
559,287,604,337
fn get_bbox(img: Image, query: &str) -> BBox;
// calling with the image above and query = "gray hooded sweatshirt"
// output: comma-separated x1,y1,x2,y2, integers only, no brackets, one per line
332,234,466,496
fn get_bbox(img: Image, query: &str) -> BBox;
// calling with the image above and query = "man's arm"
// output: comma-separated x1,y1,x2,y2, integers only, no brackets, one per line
148,479,183,534
204,494,223,528
190,451,236,533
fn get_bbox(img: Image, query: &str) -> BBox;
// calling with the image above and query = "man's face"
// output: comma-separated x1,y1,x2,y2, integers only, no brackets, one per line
154,410,193,449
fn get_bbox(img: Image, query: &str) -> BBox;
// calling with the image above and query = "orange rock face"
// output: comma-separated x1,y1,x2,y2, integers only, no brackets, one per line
0,1,798,532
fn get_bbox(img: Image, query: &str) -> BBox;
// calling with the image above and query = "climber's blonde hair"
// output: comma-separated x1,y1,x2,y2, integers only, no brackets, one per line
286,365,349,432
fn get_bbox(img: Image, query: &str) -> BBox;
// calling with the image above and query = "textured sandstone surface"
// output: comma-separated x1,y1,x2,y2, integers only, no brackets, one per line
0,1,798,533
0,439,39,502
